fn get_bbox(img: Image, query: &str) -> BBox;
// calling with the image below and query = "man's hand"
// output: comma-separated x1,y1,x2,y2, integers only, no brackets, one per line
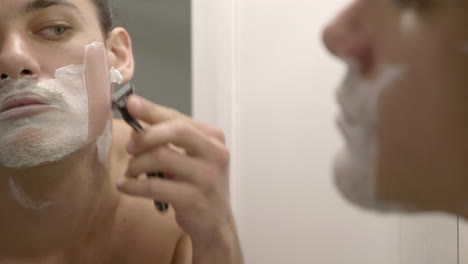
116,95,243,264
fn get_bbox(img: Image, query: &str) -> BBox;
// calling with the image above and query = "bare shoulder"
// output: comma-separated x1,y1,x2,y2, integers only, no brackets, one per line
109,119,189,264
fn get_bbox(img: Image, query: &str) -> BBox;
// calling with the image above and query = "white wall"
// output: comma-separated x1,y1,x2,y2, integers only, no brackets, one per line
192,0,459,263
114,0,192,115
461,219,468,264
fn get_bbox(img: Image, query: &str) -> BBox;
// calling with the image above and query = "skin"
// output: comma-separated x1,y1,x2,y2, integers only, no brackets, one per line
0,0,242,263
323,0,468,217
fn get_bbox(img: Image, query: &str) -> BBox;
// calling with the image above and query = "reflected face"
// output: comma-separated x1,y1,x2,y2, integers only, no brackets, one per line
0,0,106,79
0,0,113,168
323,0,468,213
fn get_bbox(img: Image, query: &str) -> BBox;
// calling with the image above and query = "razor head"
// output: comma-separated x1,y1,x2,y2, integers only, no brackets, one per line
112,83,143,132
112,83,135,109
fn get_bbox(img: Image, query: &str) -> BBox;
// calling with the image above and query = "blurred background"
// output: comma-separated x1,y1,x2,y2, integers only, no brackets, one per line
113,0,192,115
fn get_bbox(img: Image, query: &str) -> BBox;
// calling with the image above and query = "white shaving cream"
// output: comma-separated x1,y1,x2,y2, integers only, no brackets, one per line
8,176,54,210
2,42,122,210
97,67,122,164
96,121,112,165
333,61,412,212
110,67,124,84
0,64,89,168
0,43,122,169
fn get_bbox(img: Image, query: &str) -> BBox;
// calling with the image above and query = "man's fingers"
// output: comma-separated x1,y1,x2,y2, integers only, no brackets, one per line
191,121,226,144
127,95,185,124
127,120,216,158
125,146,206,186
116,177,197,208
127,95,226,143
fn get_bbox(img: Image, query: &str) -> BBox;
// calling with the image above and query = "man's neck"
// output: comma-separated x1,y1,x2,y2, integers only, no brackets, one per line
0,143,121,262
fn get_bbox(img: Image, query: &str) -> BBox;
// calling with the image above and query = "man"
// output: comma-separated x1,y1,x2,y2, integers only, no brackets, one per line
0,0,243,263
324,0,468,218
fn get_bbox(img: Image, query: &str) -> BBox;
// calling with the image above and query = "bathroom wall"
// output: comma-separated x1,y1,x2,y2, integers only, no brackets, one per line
113,0,191,115
192,0,460,263
461,220,468,264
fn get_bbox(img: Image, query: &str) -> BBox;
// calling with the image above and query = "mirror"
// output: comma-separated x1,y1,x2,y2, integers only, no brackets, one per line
191,1,466,263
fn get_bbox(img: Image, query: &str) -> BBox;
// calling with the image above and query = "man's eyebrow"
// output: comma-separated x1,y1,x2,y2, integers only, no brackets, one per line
23,0,80,13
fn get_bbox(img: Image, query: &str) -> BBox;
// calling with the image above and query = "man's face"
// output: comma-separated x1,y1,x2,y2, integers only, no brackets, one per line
0,0,106,79
0,0,115,168
324,0,468,213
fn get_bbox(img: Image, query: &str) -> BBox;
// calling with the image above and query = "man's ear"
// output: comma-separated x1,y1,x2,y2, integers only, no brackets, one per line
106,27,134,83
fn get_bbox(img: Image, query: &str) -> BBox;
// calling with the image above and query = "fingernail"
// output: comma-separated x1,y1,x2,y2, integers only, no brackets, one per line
116,178,125,187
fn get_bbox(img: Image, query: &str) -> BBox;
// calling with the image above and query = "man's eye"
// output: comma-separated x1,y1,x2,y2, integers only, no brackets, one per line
37,25,71,39
52,25,68,35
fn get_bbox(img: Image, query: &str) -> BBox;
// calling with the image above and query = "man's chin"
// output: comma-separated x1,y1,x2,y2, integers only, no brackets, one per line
333,148,417,214
0,131,89,169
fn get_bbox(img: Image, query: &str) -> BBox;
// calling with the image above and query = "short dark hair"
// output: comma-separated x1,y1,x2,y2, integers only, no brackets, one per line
91,0,113,35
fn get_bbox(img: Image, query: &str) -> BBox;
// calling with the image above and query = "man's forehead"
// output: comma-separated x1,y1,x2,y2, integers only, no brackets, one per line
23,0,80,13
0,0,89,15
0,0,90,21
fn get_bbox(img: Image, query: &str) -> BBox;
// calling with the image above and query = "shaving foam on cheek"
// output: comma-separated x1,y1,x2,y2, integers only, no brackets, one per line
0,64,89,169
333,60,410,212
0,42,122,169
2,42,123,210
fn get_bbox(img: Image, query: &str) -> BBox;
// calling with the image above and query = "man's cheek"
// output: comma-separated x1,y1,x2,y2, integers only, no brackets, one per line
0,63,89,169
0,42,124,169
83,42,123,164
84,42,112,139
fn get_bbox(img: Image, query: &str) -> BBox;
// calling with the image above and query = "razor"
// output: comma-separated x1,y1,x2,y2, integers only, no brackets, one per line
112,83,169,213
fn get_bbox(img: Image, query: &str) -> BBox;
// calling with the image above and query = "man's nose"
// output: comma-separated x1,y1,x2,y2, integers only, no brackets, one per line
0,33,40,80
322,1,369,60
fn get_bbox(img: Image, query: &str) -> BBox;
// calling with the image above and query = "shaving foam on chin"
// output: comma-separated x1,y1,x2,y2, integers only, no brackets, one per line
0,42,122,169
0,64,89,169
333,60,414,212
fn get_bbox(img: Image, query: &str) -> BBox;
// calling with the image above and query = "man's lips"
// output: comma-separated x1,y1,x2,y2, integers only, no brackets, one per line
0,93,48,113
